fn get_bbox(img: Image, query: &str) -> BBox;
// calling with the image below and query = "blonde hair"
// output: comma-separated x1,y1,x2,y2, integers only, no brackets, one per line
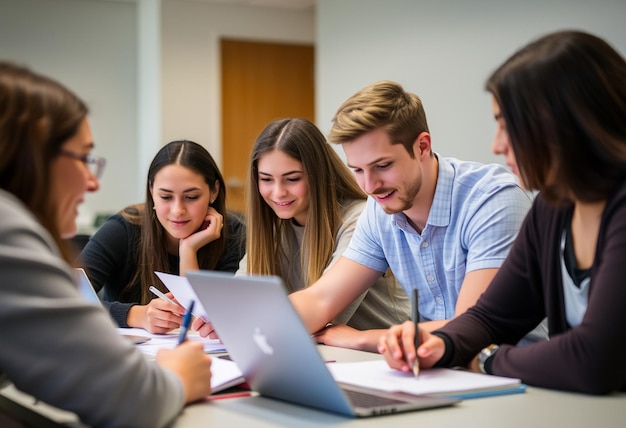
329,80,430,158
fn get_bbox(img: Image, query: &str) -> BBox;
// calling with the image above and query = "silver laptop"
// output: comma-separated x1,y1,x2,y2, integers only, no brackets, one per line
74,267,101,305
73,268,150,345
186,270,460,417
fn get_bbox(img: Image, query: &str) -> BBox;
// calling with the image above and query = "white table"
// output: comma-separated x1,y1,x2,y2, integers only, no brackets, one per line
2,345,625,427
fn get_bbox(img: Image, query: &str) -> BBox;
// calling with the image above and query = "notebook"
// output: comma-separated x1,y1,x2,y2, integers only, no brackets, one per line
327,360,526,399
185,270,460,417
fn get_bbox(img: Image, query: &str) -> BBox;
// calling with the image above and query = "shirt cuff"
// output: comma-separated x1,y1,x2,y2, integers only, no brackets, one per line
431,331,455,368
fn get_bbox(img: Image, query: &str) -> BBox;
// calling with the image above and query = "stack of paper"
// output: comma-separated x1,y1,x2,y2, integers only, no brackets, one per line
209,356,246,393
117,328,244,394
117,328,226,355
327,360,525,399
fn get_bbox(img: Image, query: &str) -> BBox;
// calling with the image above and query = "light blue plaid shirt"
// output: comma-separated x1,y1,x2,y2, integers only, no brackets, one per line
343,156,532,322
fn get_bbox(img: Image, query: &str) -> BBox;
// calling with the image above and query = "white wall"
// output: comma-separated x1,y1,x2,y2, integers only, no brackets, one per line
160,1,315,167
317,0,626,165
0,0,139,230
0,0,314,230
137,0,162,205
2,0,625,228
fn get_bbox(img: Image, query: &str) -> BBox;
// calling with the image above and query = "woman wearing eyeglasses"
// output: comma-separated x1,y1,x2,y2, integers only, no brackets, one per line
80,140,246,333
0,61,212,426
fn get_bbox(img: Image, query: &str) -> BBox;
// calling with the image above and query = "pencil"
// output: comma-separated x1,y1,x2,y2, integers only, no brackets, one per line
412,288,420,377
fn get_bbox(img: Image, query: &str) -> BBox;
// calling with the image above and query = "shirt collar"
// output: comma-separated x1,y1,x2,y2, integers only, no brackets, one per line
390,153,453,230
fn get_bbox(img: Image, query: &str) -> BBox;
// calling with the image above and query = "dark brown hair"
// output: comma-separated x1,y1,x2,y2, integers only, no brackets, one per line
486,30,626,204
120,140,228,303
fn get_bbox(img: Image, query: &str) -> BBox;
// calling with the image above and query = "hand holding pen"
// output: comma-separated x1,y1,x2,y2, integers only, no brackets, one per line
411,288,420,377
132,286,186,334
377,291,448,373
155,300,212,402
178,300,195,345
149,285,180,307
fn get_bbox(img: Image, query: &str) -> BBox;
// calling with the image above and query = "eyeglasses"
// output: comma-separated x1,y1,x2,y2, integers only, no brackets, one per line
59,150,107,179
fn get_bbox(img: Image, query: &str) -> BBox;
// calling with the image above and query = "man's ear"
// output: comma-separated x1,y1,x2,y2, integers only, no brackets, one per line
413,132,432,160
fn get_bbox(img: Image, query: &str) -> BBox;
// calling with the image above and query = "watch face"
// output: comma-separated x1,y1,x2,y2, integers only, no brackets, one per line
478,345,499,374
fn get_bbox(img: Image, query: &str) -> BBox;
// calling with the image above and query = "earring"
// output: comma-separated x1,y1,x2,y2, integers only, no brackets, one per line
152,206,156,210
210,198,215,204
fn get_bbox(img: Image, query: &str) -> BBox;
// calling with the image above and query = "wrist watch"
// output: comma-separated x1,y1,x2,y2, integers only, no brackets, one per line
478,344,499,374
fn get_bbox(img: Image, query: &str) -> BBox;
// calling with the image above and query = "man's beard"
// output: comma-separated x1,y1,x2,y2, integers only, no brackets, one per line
376,177,421,214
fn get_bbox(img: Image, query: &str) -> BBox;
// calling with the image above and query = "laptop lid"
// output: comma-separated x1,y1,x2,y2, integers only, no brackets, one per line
73,268,150,345
74,268,101,305
186,270,459,417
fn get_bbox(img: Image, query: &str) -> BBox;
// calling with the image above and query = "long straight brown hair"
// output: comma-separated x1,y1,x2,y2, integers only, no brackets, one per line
120,140,228,303
246,118,366,290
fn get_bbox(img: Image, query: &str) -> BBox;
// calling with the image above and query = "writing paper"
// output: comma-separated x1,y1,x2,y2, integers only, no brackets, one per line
154,271,209,321
327,360,525,399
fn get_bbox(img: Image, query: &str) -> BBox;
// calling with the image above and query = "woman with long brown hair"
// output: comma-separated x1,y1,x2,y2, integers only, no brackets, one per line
81,140,245,333
241,118,410,351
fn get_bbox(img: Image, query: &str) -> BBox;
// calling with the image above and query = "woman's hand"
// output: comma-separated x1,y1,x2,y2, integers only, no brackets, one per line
377,320,446,372
127,293,186,334
179,207,224,254
156,341,213,402
192,317,220,339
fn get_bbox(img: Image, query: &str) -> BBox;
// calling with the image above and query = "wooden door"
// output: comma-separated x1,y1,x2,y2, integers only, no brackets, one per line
221,39,315,214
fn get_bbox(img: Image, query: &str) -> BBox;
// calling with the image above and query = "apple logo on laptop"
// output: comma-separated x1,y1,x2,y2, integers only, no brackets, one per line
252,327,274,355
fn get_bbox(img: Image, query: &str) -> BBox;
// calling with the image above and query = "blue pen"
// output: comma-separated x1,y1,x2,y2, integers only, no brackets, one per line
178,300,195,345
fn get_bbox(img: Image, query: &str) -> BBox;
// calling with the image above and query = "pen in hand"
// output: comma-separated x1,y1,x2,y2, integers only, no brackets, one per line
149,285,180,307
178,300,195,345
411,288,420,377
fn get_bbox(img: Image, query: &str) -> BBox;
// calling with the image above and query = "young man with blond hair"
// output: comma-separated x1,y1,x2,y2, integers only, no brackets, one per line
290,80,543,351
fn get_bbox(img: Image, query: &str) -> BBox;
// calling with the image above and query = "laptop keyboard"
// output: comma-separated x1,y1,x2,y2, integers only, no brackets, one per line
343,388,406,408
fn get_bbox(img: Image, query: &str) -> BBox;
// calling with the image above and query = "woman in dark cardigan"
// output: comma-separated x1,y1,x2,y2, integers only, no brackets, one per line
379,30,626,395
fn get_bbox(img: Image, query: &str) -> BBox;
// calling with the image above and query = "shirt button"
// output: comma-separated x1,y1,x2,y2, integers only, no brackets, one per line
422,241,429,248
436,296,443,304
427,274,435,282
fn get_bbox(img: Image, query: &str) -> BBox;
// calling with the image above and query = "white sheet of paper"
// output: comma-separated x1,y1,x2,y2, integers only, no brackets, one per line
209,356,245,393
117,328,242,393
154,271,209,321
327,360,521,396
117,328,226,355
